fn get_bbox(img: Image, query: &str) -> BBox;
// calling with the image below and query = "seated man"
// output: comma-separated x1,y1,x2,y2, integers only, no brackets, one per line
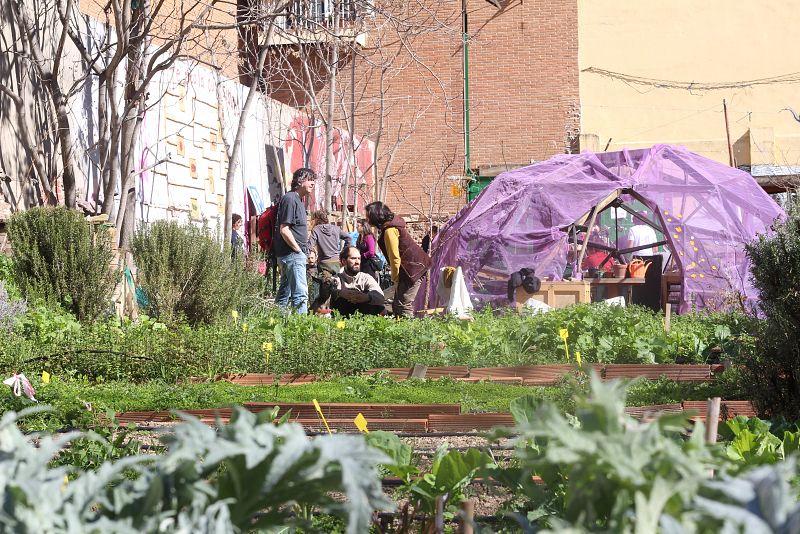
311,246,385,317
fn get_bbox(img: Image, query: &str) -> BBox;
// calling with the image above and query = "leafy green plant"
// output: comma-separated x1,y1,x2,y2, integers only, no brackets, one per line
488,375,800,532
0,253,21,299
366,430,491,532
0,406,391,533
7,207,117,321
131,220,265,324
0,299,760,382
50,413,145,474
719,416,800,471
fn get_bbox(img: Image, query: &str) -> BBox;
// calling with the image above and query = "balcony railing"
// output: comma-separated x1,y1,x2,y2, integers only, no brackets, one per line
279,0,361,31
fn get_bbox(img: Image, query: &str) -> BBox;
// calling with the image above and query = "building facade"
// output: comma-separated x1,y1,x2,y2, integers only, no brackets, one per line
578,0,800,192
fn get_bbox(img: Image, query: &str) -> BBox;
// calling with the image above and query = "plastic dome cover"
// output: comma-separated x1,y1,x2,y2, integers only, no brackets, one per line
425,145,784,313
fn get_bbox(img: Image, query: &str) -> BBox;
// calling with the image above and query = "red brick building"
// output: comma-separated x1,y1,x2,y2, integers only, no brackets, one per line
247,0,580,217
378,0,580,215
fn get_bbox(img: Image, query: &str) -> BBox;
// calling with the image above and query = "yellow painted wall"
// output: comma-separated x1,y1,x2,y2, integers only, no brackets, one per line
578,0,800,168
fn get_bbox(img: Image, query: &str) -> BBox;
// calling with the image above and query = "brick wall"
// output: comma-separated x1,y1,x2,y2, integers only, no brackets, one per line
242,1,579,218
357,0,580,216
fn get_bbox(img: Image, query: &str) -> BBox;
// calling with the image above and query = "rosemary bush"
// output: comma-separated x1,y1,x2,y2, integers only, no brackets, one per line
131,220,264,325
8,207,117,321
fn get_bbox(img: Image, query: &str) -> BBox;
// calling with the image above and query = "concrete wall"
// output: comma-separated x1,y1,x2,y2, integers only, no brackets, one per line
578,0,800,171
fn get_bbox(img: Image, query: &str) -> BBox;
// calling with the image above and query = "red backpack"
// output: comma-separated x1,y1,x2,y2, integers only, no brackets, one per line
256,205,278,255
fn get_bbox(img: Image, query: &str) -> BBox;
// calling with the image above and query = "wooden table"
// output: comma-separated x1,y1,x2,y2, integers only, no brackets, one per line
588,277,646,301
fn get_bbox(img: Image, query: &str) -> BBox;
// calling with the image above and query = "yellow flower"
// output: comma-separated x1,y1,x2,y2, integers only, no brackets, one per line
42,371,51,384
558,329,569,341
242,323,249,332
231,310,239,321
575,351,582,366
262,341,273,353
336,320,346,329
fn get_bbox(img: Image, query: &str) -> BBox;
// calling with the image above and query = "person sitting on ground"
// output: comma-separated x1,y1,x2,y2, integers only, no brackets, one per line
309,209,352,276
311,246,385,317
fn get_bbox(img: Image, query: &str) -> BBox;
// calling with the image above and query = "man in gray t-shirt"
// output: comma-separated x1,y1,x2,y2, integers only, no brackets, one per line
274,168,316,314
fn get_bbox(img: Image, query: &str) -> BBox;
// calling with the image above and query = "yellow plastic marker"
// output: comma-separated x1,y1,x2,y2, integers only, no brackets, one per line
354,413,369,433
559,329,570,361
41,371,51,384
312,399,332,434
575,351,582,367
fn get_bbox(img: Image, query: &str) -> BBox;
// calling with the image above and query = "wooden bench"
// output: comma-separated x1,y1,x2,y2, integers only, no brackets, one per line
681,400,757,421
603,364,712,382
297,418,429,432
624,403,683,420
244,402,461,420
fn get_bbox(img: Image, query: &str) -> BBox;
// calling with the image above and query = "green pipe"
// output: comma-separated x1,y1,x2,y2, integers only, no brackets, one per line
462,0,474,181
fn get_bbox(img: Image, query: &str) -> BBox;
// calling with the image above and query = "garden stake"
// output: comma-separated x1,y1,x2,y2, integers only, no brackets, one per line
705,397,721,444
705,397,721,477
354,413,369,433
312,399,332,434
458,499,475,534
41,371,50,384
559,329,570,361
434,494,446,533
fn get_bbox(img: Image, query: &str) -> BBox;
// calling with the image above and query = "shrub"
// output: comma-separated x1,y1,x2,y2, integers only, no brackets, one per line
131,220,265,325
8,207,117,321
744,210,800,418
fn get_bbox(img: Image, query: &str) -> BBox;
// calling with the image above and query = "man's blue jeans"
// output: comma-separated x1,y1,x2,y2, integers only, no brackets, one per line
275,251,308,314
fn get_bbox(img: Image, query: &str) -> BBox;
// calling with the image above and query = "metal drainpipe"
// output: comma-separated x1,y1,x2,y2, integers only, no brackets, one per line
462,0,474,184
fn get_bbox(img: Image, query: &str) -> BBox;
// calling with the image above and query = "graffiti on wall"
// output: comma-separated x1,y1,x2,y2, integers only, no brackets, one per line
283,116,375,211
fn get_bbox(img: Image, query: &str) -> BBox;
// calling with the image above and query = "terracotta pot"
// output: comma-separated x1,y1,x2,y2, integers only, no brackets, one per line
613,263,628,278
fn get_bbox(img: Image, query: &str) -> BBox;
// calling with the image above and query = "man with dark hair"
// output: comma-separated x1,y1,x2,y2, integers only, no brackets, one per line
274,167,316,314
311,246,384,317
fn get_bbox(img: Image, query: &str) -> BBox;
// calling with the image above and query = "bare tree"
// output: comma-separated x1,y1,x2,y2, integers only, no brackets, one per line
238,0,458,220
19,0,228,245
2,0,79,207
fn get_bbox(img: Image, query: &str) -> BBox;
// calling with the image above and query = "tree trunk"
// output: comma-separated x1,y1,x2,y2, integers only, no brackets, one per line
223,23,274,241
0,86,57,205
115,1,148,248
12,0,78,207
324,40,338,213
102,76,122,217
